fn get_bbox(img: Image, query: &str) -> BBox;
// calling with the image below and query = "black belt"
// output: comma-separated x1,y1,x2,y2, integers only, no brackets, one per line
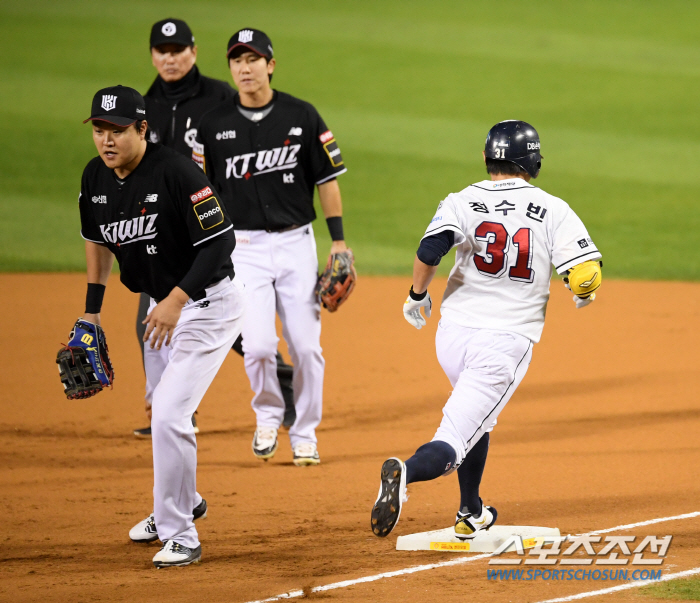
154,290,206,303
265,224,302,233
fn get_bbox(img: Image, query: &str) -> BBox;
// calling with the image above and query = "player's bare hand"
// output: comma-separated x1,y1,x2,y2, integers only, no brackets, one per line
330,240,347,254
143,287,189,350
403,288,432,329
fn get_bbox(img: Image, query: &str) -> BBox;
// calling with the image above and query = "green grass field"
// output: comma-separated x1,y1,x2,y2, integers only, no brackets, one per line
1,0,698,277
642,576,700,600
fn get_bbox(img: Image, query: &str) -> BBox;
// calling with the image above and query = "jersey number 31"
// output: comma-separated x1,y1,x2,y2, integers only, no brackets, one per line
473,221,534,283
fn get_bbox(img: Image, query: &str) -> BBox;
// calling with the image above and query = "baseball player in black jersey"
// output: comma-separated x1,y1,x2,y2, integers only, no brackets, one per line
79,85,244,567
132,18,295,438
194,28,349,466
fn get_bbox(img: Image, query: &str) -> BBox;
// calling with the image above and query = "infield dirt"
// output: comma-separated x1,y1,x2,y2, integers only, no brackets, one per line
1,274,698,603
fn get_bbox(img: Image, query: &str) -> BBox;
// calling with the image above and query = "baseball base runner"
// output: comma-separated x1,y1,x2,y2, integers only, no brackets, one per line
371,120,602,541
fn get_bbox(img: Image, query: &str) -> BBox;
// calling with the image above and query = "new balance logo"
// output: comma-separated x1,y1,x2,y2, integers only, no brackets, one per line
238,29,254,43
92,195,107,204
99,214,158,245
288,127,302,136
101,95,116,111
225,144,301,179
283,173,294,184
144,194,158,203
196,300,210,308
146,245,157,255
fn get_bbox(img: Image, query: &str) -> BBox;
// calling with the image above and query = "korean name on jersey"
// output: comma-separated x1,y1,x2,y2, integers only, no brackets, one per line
424,178,601,343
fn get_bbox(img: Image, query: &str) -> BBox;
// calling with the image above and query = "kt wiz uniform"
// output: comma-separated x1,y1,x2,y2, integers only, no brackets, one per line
194,91,347,447
423,178,601,466
79,143,245,548
144,65,235,158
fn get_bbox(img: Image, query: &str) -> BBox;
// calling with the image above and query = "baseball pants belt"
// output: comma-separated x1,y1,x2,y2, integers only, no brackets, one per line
265,223,305,233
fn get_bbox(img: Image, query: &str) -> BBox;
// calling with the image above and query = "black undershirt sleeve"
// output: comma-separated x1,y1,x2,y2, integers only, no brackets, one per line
416,230,455,266
177,230,236,298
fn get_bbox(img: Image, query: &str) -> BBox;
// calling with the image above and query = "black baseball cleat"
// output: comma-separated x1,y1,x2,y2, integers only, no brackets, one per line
133,414,199,438
152,540,202,568
133,425,152,438
371,457,408,537
129,499,208,543
192,498,207,521
252,427,278,460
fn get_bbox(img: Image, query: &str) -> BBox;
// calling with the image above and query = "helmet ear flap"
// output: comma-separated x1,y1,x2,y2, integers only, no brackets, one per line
532,159,542,178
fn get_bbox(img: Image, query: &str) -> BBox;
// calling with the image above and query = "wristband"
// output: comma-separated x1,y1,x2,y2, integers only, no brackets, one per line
409,286,427,301
326,216,344,242
85,283,106,314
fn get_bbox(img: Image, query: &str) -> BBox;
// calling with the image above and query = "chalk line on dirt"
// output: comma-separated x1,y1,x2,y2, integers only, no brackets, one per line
243,511,700,603
532,566,700,603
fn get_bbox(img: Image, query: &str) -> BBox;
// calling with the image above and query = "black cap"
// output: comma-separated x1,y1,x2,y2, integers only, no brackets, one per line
83,86,146,127
150,18,195,48
227,28,273,59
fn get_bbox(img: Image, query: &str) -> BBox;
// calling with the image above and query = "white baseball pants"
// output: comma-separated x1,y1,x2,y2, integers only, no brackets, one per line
232,225,324,448
145,277,244,549
432,317,533,467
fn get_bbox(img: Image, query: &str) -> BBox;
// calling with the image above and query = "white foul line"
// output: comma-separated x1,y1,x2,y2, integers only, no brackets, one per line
244,554,493,603
584,510,700,536
243,511,700,603
532,566,700,603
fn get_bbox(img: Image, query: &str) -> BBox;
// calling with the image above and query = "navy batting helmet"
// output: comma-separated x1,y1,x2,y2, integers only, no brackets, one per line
484,120,542,178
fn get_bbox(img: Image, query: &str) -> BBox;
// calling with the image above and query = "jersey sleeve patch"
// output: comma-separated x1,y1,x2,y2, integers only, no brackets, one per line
319,130,334,143
322,139,344,168
190,186,213,204
192,141,205,171
193,196,225,230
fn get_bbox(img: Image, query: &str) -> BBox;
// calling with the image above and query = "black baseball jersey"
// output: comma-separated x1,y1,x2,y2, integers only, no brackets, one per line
79,143,234,301
144,65,235,158
194,91,347,230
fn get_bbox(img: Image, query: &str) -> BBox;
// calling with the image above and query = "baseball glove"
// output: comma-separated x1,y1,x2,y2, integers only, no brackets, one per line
56,319,114,400
315,249,357,312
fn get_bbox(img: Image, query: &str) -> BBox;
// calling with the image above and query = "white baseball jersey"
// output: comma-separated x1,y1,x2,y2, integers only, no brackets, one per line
423,178,601,343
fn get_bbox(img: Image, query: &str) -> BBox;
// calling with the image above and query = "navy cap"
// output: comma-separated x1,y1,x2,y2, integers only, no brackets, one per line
150,18,195,48
227,28,273,59
83,86,146,127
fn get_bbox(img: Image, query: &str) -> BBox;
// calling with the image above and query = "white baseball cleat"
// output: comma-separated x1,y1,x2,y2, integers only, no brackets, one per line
152,540,201,569
371,457,408,537
252,427,278,461
129,499,208,543
454,500,498,540
292,442,320,466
